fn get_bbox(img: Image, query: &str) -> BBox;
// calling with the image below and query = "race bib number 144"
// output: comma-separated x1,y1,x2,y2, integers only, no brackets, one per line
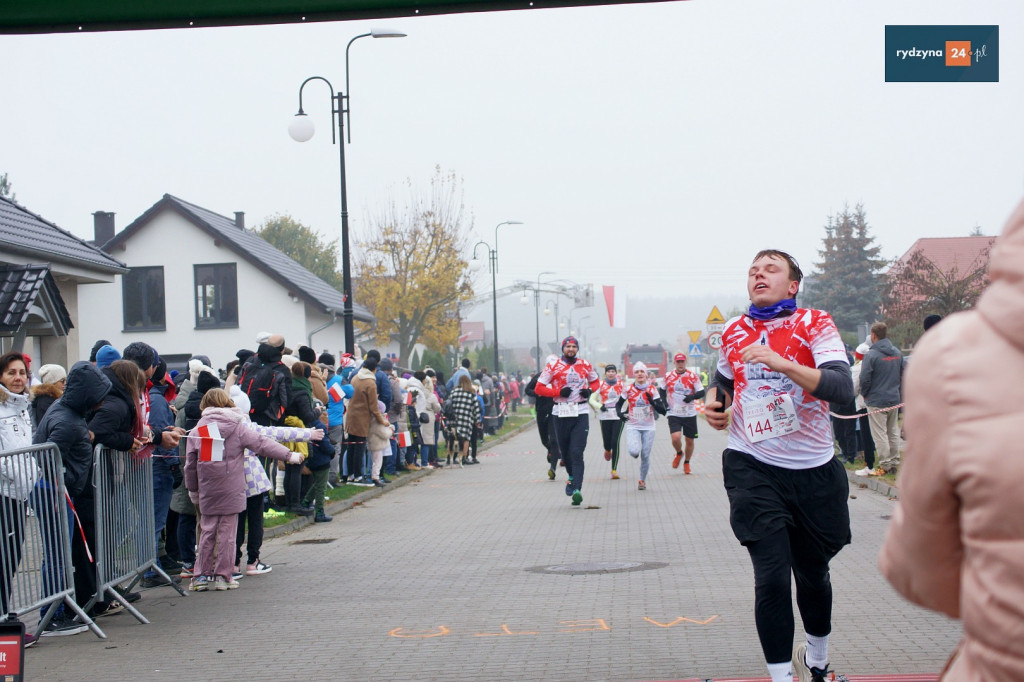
743,394,801,443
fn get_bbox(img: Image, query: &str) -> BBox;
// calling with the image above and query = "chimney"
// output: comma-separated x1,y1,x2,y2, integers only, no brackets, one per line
93,211,115,246
234,212,245,229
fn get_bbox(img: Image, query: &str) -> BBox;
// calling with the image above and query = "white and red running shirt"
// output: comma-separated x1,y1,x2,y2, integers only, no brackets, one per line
597,381,624,421
717,309,849,469
664,369,704,418
623,382,659,431
536,357,600,404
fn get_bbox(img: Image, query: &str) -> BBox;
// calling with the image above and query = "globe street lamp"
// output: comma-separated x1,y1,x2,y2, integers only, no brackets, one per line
288,27,406,355
469,220,522,372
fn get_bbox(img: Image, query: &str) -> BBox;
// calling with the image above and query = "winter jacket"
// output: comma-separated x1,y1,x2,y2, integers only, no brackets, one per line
406,377,441,446
446,387,481,441
345,368,388,438
282,415,309,460
184,406,291,515
0,386,40,501
859,337,903,408
375,369,392,407
148,382,178,472
325,374,346,428
30,383,62,426
34,362,111,499
368,419,394,453
88,367,140,454
287,375,319,428
879,198,1024,681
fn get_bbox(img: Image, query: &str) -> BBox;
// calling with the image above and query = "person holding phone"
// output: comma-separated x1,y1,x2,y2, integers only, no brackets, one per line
705,249,853,682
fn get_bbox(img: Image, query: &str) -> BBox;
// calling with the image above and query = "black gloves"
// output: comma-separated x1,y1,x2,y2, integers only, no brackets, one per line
169,463,184,489
579,388,592,399
559,386,572,398
683,395,695,403
599,405,607,412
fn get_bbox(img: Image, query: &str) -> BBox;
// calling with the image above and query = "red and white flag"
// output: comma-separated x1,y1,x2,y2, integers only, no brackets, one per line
328,383,346,403
396,431,413,448
603,285,627,329
405,390,415,405
196,423,224,462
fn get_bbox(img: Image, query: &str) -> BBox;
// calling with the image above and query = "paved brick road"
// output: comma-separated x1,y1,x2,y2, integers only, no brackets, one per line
27,417,960,681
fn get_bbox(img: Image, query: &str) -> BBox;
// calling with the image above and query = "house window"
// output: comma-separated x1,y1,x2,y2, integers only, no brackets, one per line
122,266,165,331
194,263,238,329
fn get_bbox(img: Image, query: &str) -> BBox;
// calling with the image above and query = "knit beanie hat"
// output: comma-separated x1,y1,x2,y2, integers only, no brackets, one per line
561,336,579,351
38,364,67,385
318,352,336,369
197,370,221,394
298,346,317,363
96,345,121,369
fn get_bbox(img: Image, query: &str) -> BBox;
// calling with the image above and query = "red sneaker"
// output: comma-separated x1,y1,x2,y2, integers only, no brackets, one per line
672,454,682,469
603,450,611,461
683,461,692,475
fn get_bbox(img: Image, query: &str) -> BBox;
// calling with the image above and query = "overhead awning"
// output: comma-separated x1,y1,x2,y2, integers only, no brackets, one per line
0,264,74,350
0,0,674,34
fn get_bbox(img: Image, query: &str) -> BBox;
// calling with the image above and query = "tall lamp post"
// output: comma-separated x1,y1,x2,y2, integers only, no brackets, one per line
543,298,559,348
288,27,407,355
470,220,522,372
527,271,556,373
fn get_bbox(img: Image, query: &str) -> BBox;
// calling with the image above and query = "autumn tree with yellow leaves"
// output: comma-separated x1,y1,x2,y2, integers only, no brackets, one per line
354,168,475,364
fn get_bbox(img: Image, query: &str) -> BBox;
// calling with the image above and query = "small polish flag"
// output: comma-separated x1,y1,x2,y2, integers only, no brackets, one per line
328,383,345,403
197,423,224,462
396,431,413,448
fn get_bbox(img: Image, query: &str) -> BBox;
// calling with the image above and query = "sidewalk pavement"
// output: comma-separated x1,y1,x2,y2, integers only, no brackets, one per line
27,417,959,681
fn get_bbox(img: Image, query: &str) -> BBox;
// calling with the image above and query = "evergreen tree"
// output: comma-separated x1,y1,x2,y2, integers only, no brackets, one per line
803,204,886,331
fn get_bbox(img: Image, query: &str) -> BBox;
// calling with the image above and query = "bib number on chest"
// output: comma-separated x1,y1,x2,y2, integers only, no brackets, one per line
743,394,801,443
633,405,653,422
556,402,580,418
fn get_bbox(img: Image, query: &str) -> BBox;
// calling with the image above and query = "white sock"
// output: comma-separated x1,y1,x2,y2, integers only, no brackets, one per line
805,633,829,669
767,661,793,682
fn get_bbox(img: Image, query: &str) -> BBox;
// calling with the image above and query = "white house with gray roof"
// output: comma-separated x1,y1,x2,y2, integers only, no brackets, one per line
0,196,128,367
76,194,374,372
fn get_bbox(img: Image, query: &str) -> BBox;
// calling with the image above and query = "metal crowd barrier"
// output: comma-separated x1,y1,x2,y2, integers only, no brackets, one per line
91,445,185,624
1,444,102,638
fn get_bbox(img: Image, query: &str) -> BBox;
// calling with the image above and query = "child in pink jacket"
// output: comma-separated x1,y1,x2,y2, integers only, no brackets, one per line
185,389,300,591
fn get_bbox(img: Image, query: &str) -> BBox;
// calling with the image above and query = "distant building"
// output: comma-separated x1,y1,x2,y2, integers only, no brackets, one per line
1,196,127,367
78,194,374,371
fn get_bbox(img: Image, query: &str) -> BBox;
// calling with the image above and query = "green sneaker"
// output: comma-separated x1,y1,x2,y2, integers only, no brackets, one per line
571,490,582,506
548,468,556,480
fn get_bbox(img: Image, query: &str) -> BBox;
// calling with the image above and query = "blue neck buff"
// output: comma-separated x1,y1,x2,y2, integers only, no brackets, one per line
747,298,797,321
605,378,617,386
562,355,577,365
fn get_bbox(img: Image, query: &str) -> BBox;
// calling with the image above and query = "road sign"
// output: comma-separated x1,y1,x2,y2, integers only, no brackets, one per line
708,332,723,350
706,306,726,325
688,343,703,357
687,330,701,344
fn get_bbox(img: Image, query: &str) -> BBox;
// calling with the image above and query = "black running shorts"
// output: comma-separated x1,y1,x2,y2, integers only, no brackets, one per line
721,448,851,556
667,415,698,439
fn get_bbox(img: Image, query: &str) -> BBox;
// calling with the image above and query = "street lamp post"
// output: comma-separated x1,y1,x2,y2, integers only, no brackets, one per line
533,271,555,373
543,298,559,348
288,27,406,355
470,220,521,373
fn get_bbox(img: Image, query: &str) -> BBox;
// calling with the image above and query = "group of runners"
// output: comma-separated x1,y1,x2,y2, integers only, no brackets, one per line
531,248,852,682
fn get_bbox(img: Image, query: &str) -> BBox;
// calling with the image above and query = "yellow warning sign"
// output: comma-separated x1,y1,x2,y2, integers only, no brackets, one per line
688,331,702,344
706,306,726,325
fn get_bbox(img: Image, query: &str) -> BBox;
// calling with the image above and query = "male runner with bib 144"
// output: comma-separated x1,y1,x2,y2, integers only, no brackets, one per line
705,249,853,682
535,336,599,506
663,352,705,474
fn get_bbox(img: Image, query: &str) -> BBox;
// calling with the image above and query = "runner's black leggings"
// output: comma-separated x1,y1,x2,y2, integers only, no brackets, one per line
554,412,589,491
600,419,624,471
746,527,833,664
